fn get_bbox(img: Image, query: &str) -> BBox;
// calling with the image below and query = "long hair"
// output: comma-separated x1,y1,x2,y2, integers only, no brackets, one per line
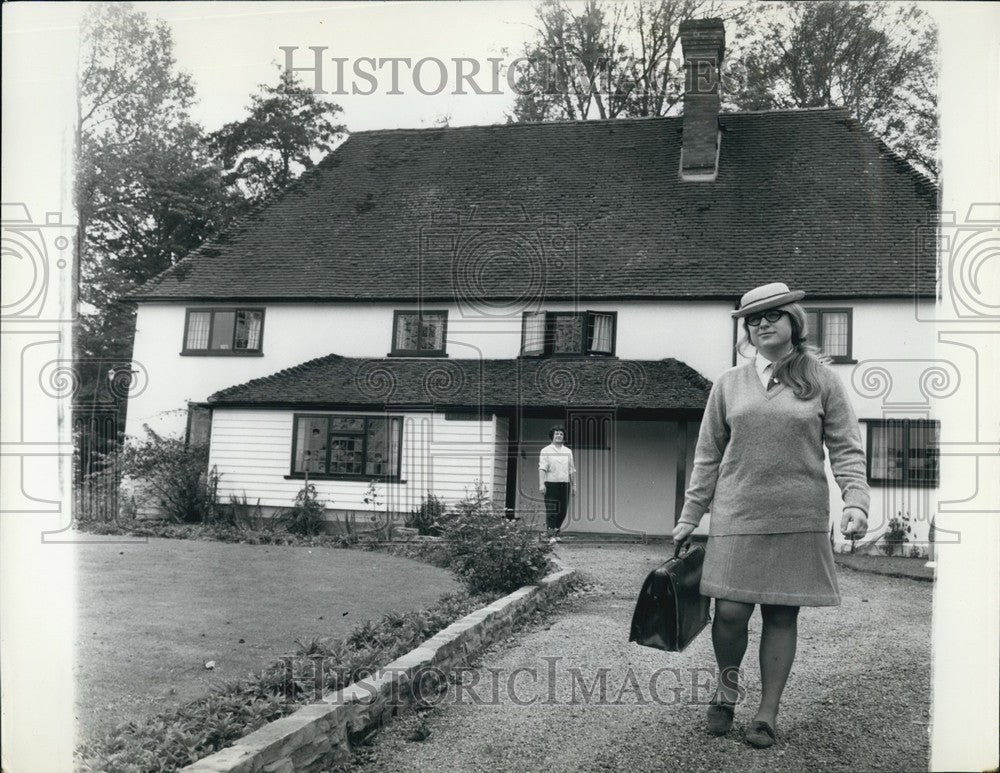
735,303,829,399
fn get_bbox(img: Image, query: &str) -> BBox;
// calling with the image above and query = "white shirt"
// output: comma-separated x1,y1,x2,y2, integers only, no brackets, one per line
539,444,576,482
754,354,777,389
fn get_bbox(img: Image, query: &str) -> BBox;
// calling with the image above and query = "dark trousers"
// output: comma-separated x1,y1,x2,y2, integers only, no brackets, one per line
544,482,570,531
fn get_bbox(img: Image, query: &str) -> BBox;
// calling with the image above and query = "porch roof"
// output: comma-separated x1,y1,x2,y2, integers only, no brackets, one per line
207,355,711,412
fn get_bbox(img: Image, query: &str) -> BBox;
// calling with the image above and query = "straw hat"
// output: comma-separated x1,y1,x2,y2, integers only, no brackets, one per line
731,282,806,318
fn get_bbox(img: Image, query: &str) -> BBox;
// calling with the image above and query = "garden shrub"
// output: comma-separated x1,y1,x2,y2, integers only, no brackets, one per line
221,492,269,531
406,493,447,536
880,511,913,556
282,483,328,536
440,481,552,595
119,426,220,523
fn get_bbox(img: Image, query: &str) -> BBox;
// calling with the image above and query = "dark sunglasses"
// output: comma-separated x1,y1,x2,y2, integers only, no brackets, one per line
746,310,788,327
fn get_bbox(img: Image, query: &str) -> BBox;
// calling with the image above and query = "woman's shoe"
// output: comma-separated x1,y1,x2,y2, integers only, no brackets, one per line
705,702,735,735
744,719,777,748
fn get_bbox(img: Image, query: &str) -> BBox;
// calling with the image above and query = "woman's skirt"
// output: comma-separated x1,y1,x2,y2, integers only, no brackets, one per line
700,531,840,606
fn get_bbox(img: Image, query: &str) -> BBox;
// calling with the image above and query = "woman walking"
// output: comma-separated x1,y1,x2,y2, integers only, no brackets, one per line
672,282,869,748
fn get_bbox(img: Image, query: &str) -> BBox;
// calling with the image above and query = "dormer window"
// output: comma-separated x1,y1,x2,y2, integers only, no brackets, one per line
182,308,264,355
521,311,617,356
391,311,447,356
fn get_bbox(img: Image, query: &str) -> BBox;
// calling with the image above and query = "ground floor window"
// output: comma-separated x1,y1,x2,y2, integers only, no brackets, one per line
866,419,939,488
291,414,402,480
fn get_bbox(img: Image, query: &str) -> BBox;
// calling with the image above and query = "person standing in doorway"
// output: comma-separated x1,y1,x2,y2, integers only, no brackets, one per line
539,426,576,544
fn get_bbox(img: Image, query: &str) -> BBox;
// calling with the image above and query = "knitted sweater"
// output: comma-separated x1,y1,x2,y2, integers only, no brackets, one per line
679,362,870,536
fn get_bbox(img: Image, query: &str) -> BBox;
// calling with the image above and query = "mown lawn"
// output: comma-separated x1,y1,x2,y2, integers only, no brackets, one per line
833,552,934,581
75,537,458,741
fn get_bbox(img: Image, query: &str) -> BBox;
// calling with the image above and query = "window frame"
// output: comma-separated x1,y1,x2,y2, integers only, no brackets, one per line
805,306,855,364
865,418,940,489
287,413,404,481
181,307,266,356
389,310,449,357
519,310,618,357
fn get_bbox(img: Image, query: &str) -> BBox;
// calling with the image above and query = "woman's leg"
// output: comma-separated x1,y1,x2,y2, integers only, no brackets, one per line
712,599,754,704
755,603,800,726
543,483,559,532
555,483,569,533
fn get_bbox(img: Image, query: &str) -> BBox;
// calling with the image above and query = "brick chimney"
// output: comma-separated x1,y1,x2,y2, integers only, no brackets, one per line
679,18,725,181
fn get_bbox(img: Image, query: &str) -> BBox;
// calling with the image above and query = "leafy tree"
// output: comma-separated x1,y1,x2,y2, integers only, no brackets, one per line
75,2,234,370
208,69,346,202
509,0,937,179
727,1,937,178
508,0,754,122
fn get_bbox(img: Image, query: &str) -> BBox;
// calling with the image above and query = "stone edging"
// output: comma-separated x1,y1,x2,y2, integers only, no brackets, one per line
183,558,577,773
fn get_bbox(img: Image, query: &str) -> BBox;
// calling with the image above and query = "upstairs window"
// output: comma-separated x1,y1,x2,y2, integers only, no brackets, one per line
183,308,264,355
806,308,854,363
292,414,403,480
391,311,447,356
867,419,939,488
521,311,617,356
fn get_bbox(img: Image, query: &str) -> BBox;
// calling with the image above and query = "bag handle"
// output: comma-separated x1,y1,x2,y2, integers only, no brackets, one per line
674,539,692,559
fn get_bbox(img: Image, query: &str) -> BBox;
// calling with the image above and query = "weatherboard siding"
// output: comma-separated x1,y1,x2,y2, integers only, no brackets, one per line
209,409,501,515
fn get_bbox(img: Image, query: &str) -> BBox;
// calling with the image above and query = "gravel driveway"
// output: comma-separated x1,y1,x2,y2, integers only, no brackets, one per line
345,542,932,772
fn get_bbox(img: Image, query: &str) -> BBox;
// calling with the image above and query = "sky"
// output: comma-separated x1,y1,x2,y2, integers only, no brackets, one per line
156,1,541,132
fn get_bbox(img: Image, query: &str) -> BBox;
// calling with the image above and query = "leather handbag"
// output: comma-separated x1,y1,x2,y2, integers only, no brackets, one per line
629,541,711,652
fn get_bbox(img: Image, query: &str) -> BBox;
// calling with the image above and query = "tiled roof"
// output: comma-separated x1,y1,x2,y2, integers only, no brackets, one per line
207,355,712,412
133,108,937,302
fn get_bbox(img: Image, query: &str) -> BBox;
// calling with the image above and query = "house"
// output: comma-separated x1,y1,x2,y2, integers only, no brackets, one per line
124,19,942,550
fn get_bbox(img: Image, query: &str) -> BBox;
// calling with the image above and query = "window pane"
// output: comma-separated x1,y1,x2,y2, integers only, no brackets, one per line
522,312,545,355
869,423,904,482
395,313,420,351
806,311,819,347
907,421,939,486
552,315,583,354
420,315,445,351
295,417,328,473
388,418,401,477
330,417,365,432
588,313,614,354
329,434,364,474
210,311,236,350
364,418,398,476
186,312,211,350
234,310,262,350
822,312,849,357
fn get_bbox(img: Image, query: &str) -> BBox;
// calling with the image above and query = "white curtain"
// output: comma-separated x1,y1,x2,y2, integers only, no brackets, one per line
522,312,545,354
422,315,444,350
822,312,849,357
185,312,211,350
244,311,262,350
395,314,420,350
590,314,613,353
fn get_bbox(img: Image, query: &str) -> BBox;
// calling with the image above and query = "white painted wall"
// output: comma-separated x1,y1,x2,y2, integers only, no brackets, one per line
125,299,735,439
209,409,502,517
130,297,945,550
